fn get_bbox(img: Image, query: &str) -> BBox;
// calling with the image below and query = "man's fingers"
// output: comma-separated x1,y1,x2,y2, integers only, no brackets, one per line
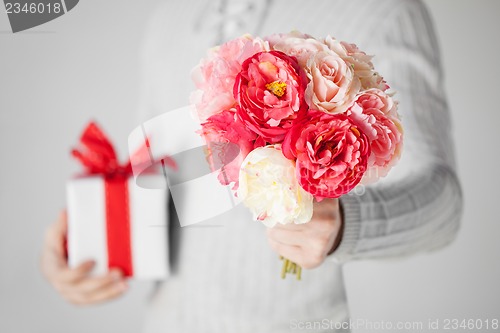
63,280,127,306
267,228,303,247
41,247,66,280
43,244,68,270
55,210,68,232
75,269,124,294
43,211,129,305
268,238,302,263
85,279,128,304
74,280,128,305
57,260,95,284
56,269,127,305
264,198,342,270
44,211,68,255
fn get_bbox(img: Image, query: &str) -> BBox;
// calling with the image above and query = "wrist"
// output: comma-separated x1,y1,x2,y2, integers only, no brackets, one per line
327,201,344,255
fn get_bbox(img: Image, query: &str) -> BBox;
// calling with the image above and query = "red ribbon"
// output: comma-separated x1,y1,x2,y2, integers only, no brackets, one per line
72,122,134,276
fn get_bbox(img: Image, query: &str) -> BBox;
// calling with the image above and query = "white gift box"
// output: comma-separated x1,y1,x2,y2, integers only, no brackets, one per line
66,175,169,280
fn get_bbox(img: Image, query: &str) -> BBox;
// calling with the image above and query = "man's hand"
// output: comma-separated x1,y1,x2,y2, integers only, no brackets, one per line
267,198,343,269
41,211,128,305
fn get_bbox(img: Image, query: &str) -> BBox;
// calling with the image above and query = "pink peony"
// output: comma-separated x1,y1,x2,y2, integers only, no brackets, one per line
283,111,370,199
199,109,263,188
347,91,403,183
234,51,308,144
191,35,269,122
352,88,398,118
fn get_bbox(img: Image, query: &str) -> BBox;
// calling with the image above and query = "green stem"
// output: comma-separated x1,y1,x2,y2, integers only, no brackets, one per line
280,256,302,280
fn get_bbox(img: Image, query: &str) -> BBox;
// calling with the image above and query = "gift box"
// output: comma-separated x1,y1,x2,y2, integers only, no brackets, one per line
66,122,170,279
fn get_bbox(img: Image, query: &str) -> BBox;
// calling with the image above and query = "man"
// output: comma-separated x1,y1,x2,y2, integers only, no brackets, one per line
42,1,462,332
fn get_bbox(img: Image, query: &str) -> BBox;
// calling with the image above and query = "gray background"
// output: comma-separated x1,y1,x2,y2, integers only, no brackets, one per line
0,1,499,332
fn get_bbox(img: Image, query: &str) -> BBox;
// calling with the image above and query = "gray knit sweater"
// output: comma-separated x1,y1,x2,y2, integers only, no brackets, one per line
138,1,462,332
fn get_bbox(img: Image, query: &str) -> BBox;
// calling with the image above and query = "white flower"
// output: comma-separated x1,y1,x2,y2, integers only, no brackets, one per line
237,145,313,227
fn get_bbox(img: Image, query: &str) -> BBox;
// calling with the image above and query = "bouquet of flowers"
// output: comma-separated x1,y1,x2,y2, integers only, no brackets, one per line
191,31,403,279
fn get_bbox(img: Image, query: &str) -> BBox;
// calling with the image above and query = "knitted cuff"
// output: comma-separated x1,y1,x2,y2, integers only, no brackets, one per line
328,194,363,263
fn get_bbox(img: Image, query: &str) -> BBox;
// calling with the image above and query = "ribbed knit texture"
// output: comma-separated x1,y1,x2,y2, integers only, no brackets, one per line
138,1,463,332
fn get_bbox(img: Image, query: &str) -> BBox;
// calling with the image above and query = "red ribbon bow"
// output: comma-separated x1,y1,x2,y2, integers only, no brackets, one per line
71,122,135,276
72,122,133,177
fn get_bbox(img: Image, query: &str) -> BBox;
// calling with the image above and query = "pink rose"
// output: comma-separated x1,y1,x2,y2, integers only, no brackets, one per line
283,111,370,199
324,36,388,91
235,51,308,143
199,109,263,188
305,50,361,114
347,91,403,183
266,31,328,67
191,35,269,121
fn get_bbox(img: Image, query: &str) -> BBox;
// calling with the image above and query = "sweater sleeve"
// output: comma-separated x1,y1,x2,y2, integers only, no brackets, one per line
330,0,463,263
